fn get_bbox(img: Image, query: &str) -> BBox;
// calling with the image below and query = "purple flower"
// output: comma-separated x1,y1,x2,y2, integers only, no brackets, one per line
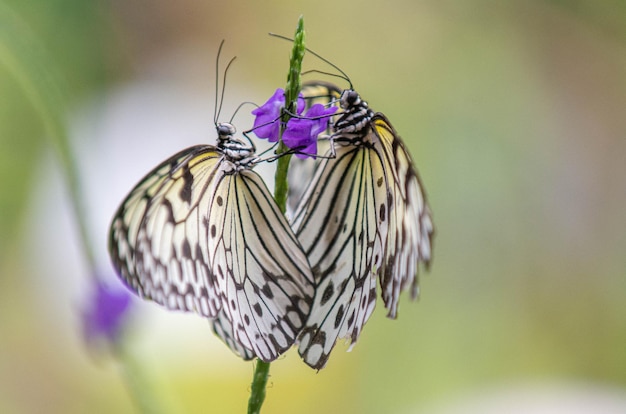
83,280,133,347
251,88,305,142
283,104,338,159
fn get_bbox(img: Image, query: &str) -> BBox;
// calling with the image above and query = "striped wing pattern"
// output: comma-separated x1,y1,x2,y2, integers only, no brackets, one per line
373,115,434,318
109,146,221,317
109,145,314,361
207,169,314,360
292,142,389,369
292,83,434,369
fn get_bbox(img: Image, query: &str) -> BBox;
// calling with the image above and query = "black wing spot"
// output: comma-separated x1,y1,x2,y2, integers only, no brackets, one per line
210,224,217,238
253,303,263,317
320,281,334,306
217,195,223,206
334,304,345,329
347,310,356,327
180,168,194,203
182,239,192,258
379,203,386,222
261,284,274,299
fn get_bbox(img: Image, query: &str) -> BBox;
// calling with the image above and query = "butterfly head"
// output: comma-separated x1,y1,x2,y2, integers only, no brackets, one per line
216,122,237,141
333,89,375,137
339,89,365,110
215,122,256,164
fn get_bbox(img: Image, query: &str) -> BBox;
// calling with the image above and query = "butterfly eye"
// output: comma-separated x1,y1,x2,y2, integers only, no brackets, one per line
217,122,236,139
339,90,360,109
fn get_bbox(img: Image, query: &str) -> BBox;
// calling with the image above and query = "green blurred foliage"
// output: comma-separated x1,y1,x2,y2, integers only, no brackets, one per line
0,0,123,258
1,0,625,413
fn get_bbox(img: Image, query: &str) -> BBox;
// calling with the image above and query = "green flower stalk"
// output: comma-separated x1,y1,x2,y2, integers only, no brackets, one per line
273,15,305,214
247,15,306,414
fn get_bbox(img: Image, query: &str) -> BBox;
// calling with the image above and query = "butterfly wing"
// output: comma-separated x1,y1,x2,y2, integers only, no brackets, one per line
207,168,314,361
372,114,434,318
211,310,256,360
292,142,389,369
110,145,315,361
109,145,222,317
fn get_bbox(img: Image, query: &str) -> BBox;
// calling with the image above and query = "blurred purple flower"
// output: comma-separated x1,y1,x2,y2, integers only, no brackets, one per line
83,280,132,346
283,104,337,159
251,88,305,142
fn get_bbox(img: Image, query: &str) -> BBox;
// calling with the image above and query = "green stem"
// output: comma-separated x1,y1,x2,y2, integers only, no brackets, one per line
247,360,270,414
273,147,292,214
247,16,306,413
274,15,305,214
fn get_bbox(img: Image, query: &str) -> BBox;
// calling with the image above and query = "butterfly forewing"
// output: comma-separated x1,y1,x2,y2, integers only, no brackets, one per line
293,142,389,369
208,169,314,361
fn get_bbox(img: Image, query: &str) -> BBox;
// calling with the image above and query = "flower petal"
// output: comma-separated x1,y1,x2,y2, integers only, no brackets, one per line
283,104,337,158
83,280,132,345
251,88,285,142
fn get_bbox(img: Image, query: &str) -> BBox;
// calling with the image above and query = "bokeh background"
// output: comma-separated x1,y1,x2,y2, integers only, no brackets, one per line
1,1,625,413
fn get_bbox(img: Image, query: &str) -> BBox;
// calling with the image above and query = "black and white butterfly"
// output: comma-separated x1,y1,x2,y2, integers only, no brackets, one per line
291,81,434,369
109,41,315,362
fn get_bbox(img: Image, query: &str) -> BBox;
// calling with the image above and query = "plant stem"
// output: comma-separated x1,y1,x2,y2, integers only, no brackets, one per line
273,16,305,214
247,360,270,414
247,15,306,413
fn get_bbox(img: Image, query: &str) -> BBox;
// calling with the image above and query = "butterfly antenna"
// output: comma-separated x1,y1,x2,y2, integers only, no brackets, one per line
269,33,352,89
230,101,258,124
302,69,346,80
214,40,225,126
218,55,237,124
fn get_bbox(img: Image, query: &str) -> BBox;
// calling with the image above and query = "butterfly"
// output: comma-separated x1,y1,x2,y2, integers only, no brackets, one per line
109,122,315,362
291,81,434,369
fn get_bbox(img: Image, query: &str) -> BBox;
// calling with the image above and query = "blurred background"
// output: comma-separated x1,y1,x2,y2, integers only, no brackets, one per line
1,0,625,413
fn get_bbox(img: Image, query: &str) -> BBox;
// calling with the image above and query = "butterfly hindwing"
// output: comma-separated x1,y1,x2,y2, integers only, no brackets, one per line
373,115,434,318
211,310,256,361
